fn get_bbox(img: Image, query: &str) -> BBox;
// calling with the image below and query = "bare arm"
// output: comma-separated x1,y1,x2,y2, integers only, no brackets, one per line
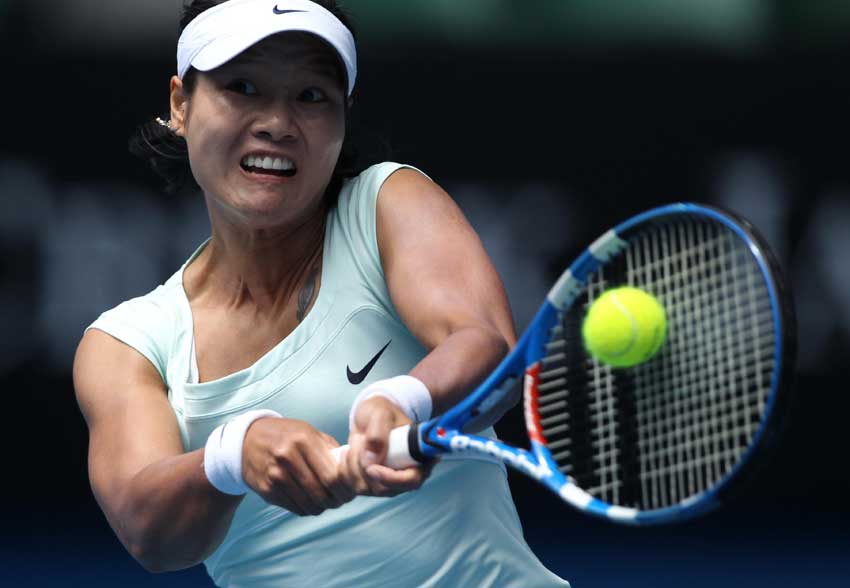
346,168,518,487
379,169,517,416
74,329,242,572
75,330,353,572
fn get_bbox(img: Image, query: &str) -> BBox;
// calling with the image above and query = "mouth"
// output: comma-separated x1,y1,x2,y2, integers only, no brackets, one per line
240,155,297,178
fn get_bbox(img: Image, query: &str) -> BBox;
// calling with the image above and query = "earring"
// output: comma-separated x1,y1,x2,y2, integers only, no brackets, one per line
155,117,174,131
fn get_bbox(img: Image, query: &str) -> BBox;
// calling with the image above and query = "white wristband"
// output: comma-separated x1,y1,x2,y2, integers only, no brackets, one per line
204,409,281,496
348,375,432,431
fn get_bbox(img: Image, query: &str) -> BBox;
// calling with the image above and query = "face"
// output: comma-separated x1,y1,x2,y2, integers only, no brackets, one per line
170,32,348,231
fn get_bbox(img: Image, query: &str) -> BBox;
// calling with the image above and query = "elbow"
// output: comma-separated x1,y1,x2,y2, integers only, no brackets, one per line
129,540,204,574
108,482,233,574
126,537,168,573
119,512,208,573
485,326,511,368
133,552,173,575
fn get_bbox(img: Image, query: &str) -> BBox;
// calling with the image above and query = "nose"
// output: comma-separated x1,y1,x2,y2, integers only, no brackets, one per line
251,101,298,142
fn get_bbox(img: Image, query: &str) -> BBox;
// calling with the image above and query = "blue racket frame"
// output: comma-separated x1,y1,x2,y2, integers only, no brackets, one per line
410,203,789,525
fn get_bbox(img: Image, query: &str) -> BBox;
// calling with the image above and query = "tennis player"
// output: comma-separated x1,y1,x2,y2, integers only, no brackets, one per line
74,1,569,586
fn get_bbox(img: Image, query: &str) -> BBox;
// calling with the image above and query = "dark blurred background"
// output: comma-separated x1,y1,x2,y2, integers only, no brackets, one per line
1,0,849,586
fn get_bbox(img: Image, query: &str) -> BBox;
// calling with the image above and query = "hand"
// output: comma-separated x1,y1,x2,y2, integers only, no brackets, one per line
241,417,355,516
341,396,433,497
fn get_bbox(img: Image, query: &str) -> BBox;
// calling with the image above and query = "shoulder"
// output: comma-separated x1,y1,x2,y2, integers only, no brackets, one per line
94,274,183,326
331,161,434,248
334,162,437,233
85,276,185,382
377,165,445,208
374,165,467,241
340,162,431,207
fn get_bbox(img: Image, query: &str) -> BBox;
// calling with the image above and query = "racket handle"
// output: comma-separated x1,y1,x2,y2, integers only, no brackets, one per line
385,425,417,469
326,424,418,469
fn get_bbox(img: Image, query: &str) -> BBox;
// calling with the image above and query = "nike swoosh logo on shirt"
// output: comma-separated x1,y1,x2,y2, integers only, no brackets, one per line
273,7,307,15
347,340,391,385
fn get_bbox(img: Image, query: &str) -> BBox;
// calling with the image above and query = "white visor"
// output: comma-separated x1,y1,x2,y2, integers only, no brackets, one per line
177,0,357,96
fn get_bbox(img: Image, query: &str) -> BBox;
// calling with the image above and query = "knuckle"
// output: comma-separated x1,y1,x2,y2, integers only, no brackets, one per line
291,430,311,446
366,432,386,445
266,465,287,485
271,443,294,463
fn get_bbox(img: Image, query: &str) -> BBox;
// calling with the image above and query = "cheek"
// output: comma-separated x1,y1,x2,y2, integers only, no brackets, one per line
185,124,240,188
185,138,216,192
317,113,347,162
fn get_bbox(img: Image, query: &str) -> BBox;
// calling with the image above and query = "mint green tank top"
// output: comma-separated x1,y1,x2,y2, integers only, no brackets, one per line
88,163,568,588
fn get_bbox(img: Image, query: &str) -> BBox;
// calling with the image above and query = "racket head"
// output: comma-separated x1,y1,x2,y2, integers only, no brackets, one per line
420,203,795,525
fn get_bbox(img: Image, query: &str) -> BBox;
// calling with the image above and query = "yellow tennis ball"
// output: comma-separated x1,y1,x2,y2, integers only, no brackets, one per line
582,287,667,368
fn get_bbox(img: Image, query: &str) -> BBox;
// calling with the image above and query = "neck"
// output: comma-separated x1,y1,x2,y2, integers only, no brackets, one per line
186,205,327,315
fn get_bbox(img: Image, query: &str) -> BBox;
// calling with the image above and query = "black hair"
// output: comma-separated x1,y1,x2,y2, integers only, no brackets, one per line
129,0,361,201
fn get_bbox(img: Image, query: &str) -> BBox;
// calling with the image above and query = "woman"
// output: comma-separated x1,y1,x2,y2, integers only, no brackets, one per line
74,1,569,586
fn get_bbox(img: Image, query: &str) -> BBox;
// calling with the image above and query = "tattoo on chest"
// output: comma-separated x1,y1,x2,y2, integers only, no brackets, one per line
297,266,319,322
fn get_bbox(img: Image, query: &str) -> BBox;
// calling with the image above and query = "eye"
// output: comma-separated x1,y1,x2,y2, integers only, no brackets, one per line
226,79,259,96
298,87,327,103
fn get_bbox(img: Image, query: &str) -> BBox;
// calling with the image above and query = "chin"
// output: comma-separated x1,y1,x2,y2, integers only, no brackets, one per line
237,194,322,231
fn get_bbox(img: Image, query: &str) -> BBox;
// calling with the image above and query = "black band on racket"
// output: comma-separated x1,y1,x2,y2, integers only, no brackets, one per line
408,423,434,464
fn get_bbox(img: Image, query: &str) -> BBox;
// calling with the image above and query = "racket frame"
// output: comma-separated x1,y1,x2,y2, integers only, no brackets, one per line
407,203,794,525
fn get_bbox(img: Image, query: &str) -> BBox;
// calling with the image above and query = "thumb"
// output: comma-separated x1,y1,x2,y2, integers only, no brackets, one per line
361,403,394,467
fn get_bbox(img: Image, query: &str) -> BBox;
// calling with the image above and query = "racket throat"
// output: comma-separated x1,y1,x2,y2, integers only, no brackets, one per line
524,363,548,445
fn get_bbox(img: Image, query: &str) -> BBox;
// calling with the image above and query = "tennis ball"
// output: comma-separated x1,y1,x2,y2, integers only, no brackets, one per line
582,287,667,368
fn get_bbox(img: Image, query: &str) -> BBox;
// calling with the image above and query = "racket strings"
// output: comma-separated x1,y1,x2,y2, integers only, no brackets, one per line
546,218,776,510
533,322,587,466
630,223,775,508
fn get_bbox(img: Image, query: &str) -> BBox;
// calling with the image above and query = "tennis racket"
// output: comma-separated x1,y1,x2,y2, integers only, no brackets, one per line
341,203,796,525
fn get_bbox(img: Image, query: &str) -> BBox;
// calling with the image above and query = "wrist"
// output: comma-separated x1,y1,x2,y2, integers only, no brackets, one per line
348,375,432,431
204,409,281,495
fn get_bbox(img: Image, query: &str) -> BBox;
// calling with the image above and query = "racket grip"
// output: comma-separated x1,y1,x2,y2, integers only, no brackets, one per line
385,425,417,469
326,425,418,469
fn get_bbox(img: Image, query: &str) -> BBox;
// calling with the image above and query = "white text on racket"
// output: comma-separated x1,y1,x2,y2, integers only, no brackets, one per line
449,436,552,481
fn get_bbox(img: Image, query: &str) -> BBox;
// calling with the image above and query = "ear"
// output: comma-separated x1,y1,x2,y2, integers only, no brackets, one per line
169,76,188,137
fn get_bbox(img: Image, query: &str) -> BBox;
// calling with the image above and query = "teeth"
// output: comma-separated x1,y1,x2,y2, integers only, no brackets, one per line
242,155,295,172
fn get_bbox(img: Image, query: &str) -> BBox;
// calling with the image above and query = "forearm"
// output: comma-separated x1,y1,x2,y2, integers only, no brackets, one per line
410,325,510,420
105,448,242,573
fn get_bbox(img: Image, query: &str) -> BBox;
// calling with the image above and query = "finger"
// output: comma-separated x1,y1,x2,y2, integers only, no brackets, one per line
277,451,335,515
300,445,350,510
365,464,428,491
345,433,395,496
266,464,320,516
360,465,394,496
328,470,356,505
321,455,356,506
362,407,395,465
320,434,353,499
341,433,372,495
